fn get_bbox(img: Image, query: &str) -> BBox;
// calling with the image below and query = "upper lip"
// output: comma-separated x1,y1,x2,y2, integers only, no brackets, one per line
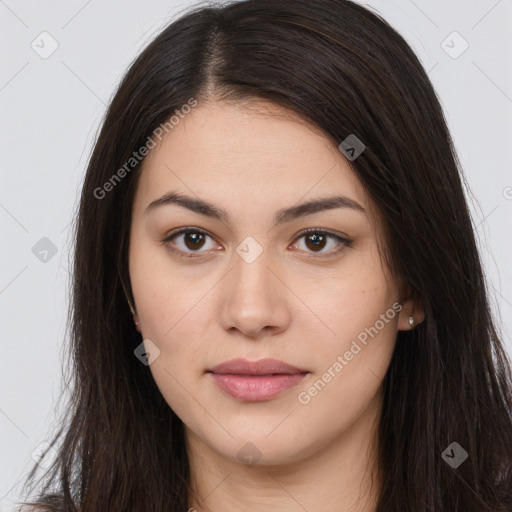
208,358,308,375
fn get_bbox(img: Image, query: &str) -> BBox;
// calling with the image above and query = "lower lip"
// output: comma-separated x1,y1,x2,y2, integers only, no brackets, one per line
209,372,308,401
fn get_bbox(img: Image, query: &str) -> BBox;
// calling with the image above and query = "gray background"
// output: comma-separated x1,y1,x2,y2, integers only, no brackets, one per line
1,0,511,508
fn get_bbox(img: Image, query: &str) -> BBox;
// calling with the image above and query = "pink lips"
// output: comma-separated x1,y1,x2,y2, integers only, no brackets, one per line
208,358,309,402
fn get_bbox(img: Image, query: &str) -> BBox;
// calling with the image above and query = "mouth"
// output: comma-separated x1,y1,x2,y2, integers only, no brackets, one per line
207,358,309,402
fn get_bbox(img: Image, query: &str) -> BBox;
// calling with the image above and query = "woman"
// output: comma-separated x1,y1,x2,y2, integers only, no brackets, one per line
17,0,512,510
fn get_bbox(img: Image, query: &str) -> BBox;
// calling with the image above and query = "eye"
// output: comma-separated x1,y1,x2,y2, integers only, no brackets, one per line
160,227,352,259
290,228,351,259
160,227,221,258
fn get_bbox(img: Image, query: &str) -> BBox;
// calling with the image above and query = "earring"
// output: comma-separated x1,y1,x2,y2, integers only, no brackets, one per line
409,316,414,326
133,315,141,333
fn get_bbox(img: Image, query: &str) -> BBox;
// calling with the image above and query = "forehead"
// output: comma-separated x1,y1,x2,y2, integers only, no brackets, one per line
133,99,370,218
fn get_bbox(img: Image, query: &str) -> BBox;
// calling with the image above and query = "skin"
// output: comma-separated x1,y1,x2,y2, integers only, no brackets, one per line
128,99,424,512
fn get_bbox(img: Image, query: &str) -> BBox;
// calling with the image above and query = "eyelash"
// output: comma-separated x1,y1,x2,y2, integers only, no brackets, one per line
159,227,352,260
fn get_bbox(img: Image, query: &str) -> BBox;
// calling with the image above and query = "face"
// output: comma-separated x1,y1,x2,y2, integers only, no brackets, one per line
128,99,415,466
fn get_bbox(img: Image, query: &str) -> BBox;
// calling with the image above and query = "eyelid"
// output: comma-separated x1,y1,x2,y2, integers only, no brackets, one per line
160,226,351,259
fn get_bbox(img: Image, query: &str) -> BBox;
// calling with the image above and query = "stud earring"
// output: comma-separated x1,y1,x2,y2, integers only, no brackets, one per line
133,315,141,333
409,316,414,326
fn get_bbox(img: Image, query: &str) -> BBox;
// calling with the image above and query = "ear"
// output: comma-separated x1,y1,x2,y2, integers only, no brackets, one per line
124,289,142,334
127,296,136,316
397,283,425,331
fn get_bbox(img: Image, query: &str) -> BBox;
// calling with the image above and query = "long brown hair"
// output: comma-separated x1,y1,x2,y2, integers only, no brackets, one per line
17,0,512,510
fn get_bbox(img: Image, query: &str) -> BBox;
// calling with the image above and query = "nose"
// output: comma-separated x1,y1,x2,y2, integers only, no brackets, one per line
219,245,291,339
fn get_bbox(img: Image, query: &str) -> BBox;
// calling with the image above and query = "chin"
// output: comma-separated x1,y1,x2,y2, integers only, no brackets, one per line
201,429,319,467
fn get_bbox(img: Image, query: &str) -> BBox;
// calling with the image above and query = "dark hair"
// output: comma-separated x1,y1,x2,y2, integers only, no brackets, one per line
16,0,512,510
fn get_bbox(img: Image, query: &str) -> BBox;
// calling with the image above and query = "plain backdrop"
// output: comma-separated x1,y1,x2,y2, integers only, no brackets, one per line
1,0,511,508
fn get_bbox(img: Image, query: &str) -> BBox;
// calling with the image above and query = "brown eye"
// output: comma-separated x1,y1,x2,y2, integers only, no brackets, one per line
160,228,220,258
291,229,351,259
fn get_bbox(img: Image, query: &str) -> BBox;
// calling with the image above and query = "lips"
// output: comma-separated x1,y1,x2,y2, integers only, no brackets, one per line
209,358,307,376
208,358,309,401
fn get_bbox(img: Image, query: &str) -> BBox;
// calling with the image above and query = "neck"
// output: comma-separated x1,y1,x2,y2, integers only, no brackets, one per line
185,391,383,512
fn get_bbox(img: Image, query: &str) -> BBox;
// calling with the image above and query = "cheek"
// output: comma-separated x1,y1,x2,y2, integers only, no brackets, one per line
296,287,399,440
130,243,213,368
296,254,399,402
302,254,395,342
130,239,189,335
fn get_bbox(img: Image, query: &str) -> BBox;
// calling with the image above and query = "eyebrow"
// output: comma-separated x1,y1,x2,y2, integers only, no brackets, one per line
144,191,366,225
